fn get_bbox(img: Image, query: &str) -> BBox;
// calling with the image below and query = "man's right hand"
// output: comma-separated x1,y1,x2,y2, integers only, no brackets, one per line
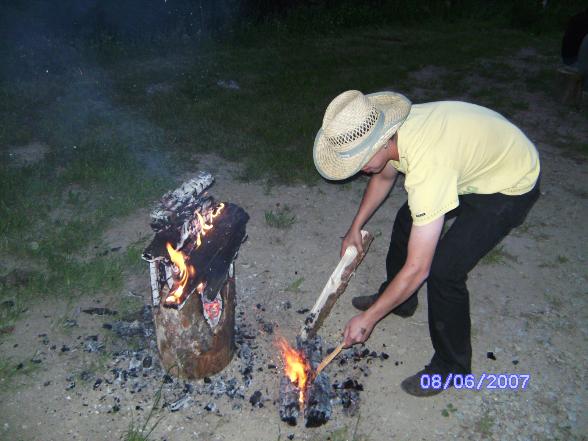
341,227,363,258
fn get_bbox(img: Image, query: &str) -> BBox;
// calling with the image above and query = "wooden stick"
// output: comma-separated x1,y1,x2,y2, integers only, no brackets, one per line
316,342,345,375
299,230,374,341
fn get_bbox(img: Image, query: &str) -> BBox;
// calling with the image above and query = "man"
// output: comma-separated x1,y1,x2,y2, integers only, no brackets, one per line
313,90,540,397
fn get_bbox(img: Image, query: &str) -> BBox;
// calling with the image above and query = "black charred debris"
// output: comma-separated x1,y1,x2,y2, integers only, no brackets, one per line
38,302,394,420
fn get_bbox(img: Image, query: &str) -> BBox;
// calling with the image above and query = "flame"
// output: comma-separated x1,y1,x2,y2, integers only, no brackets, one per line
211,202,224,218
277,337,311,405
193,203,224,250
165,242,194,304
196,282,206,295
163,203,225,306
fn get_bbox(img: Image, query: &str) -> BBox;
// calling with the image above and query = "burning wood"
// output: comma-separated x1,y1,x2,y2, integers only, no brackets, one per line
142,173,249,379
278,230,374,426
277,336,333,427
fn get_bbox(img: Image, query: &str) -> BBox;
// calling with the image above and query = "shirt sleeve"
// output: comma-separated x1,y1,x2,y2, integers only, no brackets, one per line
404,165,459,226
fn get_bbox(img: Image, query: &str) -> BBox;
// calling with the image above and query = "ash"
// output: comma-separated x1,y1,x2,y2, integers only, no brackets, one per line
47,302,393,422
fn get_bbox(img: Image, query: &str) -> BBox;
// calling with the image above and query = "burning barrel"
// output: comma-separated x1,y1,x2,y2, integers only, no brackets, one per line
143,173,249,379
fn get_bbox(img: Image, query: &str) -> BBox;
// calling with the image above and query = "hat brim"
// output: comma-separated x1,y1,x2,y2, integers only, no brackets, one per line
313,91,411,181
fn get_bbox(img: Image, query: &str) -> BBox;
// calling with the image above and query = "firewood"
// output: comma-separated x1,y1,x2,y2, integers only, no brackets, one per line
142,174,249,379
299,230,374,341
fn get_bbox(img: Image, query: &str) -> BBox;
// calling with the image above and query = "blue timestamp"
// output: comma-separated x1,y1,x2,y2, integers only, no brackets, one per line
420,373,531,391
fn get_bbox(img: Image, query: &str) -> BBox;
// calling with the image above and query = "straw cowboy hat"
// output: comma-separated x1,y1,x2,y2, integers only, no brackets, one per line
313,90,411,180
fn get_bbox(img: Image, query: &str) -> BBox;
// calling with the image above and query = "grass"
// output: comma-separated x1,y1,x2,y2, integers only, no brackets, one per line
441,402,458,417
475,411,495,437
265,205,297,229
0,356,42,390
285,277,304,293
120,381,164,441
480,245,518,265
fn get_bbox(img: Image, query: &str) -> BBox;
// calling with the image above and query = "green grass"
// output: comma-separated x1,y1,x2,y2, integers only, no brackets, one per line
285,277,304,293
475,411,495,437
265,205,296,229
480,245,518,265
120,381,164,441
441,402,458,417
0,356,42,390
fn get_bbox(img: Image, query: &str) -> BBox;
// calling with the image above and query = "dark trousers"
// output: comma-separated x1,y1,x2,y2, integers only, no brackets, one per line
379,179,540,375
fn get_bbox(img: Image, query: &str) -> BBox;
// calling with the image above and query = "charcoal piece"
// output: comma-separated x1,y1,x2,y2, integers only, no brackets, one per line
204,402,216,412
249,390,263,407
296,308,309,314
487,351,496,361
163,374,173,384
380,352,389,360
299,336,332,428
82,307,117,316
279,376,300,426
63,319,78,327
142,356,153,369
338,390,360,416
93,379,102,389
333,379,363,391
304,372,332,427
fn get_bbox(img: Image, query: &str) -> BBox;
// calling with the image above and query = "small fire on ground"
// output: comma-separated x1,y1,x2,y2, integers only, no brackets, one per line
277,337,311,405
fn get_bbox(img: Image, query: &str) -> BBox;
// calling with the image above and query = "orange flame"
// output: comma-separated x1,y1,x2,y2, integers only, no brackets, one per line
165,242,194,304
277,337,311,405
193,203,224,249
164,203,225,306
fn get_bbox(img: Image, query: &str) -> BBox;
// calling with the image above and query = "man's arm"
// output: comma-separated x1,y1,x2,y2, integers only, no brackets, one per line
343,216,445,347
341,163,398,256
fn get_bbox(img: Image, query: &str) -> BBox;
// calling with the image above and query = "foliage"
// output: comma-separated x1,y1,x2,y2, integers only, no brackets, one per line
265,206,296,229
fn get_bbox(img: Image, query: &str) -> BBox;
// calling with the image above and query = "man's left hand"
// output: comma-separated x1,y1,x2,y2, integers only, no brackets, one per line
343,312,376,348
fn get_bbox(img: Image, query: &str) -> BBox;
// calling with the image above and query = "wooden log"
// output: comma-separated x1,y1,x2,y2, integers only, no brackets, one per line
279,375,300,425
150,171,214,234
278,336,333,427
153,269,236,379
299,336,332,427
300,230,374,341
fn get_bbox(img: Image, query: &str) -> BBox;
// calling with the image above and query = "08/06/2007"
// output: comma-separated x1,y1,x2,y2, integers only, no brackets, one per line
420,373,530,391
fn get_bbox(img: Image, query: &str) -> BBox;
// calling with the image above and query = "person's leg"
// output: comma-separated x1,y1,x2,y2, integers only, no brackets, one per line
353,202,418,314
428,184,540,375
402,181,540,396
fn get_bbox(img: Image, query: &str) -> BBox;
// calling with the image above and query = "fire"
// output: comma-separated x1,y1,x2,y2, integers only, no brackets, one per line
164,202,225,306
277,337,311,405
194,203,225,249
165,202,225,304
165,242,195,304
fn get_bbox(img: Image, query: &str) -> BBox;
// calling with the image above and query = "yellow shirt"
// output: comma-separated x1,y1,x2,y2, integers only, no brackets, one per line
392,101,540,226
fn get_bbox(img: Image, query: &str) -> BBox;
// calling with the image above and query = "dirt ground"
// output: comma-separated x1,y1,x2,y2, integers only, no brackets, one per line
1,48,587,441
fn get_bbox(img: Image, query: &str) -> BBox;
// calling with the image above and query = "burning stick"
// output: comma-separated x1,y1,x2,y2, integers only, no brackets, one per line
278,336,333,427
300,230,374,341
316,342,345,376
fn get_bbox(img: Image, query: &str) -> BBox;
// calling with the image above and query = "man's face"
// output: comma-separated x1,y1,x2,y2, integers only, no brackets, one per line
361,144,389,174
